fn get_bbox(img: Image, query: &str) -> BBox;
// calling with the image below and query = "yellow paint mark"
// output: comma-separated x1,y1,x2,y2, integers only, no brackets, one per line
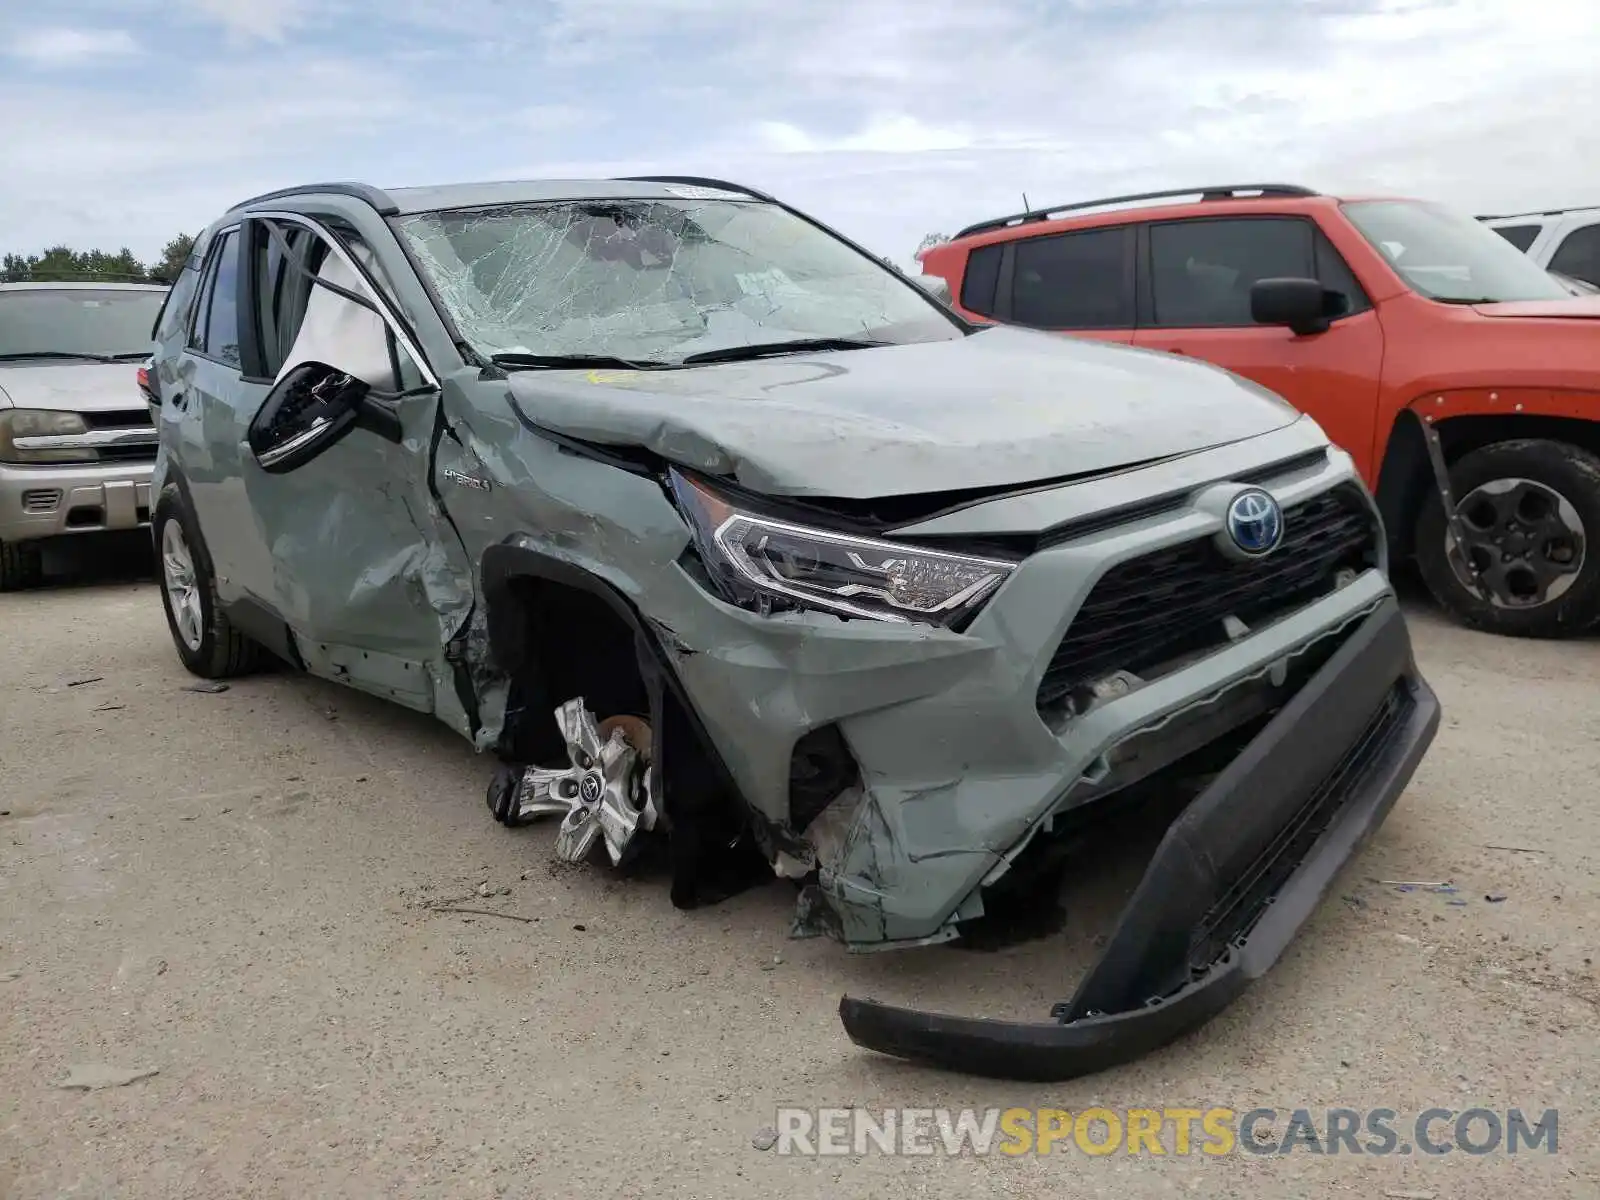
586,369,639,385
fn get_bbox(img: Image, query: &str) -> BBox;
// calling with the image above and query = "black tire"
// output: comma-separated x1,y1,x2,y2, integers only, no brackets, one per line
0,539,44,592
1415,438,1600,638
153,491,263,677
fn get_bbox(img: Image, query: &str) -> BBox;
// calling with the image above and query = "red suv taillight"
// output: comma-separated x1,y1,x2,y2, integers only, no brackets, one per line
136,365,154,400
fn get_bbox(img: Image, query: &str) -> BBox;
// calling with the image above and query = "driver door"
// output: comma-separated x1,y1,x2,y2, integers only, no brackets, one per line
234,216,476,729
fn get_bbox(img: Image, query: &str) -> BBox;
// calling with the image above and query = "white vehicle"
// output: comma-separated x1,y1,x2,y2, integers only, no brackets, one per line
0,282,169,589
1480,206,1600,288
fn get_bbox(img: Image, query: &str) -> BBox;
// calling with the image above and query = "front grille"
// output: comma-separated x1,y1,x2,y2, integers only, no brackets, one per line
85,409,157,461
1187,681,1413,970
84,410,154,429
1037,484,1377,711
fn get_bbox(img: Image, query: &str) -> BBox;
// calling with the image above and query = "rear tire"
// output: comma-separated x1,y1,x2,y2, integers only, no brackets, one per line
153,493,263,677
0,539,44,592
1414,438,1600,638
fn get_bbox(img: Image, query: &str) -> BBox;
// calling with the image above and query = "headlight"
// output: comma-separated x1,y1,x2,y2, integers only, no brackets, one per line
670,468,1014,626
0,409,90,464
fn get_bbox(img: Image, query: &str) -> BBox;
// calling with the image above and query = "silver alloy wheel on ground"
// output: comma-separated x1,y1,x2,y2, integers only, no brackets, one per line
1445,476,1588,608
161,520,204,651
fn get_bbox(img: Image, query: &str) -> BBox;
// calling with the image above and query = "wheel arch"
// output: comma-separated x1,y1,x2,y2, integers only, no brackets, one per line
1375,410,1600,560
477,540,802,856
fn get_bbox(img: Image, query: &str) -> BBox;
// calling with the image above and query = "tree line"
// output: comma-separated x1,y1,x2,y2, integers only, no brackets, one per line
2,234,196,286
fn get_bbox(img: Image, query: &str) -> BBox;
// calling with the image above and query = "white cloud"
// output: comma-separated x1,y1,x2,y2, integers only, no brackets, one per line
2,0,1598,266
9,28,138,64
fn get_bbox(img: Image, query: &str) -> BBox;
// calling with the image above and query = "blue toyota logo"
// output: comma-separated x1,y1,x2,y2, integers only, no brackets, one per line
1226,488,1284,556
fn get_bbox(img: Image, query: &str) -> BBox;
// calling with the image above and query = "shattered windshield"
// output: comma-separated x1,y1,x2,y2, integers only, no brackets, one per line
394,197,959,365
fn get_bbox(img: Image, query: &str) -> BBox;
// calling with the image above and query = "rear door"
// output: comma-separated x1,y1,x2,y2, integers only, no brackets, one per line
963,226,1136,344
1130,215,1384,474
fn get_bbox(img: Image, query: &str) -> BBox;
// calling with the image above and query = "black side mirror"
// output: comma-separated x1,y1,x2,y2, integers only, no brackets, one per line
248,361,371,473
1250,277,1349,336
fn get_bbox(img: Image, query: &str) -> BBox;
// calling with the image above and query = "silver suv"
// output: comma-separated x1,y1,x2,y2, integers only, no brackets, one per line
148,177,1440,1079
0,281,169,589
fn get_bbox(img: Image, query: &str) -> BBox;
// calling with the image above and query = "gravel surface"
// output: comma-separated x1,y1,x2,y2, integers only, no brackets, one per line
2,547,1596,1198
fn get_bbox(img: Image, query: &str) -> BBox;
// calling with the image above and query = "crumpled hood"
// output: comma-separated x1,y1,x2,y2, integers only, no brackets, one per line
506,326,1300,498
0,361,144,413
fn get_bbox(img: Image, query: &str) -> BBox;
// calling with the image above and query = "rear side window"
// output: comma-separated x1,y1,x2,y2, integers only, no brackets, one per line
1010,227,1132,328
1549,224,1600,287
959,244,1002,315
1148,218,1314,327
188,229,241,367
1491,224,1542,252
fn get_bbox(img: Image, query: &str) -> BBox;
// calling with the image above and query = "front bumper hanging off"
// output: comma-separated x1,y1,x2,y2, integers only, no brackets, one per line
838,596,1441,1082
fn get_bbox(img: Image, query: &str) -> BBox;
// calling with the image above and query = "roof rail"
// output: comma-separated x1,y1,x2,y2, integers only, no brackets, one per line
614,175,773,201
1477,205,1599,221
227,182,400,216
953,183,1319,240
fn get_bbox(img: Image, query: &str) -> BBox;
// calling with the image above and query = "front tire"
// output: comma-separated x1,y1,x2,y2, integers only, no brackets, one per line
153,493,263,677
1415,438,1600,638
0,539,44,592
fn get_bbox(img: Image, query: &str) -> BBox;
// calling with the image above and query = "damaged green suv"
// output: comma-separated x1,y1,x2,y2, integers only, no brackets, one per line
150,176,1440,1080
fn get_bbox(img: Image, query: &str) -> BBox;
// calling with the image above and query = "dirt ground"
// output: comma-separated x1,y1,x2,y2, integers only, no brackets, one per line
1,537,1596,1199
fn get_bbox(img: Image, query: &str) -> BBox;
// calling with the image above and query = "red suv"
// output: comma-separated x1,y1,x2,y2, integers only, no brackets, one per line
919,183,1600,638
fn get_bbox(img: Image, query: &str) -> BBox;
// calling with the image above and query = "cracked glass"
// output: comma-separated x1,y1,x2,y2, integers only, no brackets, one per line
394,195,959,364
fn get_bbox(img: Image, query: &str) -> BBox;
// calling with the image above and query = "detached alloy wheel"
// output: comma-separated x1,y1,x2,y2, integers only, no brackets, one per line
1416,438,1600,637
153,494,263,677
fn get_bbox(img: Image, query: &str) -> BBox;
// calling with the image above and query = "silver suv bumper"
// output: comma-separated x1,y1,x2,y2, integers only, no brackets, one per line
0,461,154,544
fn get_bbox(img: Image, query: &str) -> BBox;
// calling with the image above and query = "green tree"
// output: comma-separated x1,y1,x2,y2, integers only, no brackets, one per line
154,233,195,282
0,234,194,284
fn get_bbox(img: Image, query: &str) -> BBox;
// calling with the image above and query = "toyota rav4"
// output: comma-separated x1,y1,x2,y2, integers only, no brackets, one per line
148,176,1440,1080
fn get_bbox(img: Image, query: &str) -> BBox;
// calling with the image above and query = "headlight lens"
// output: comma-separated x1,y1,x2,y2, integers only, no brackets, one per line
670,468,1014,626
0,409,90,464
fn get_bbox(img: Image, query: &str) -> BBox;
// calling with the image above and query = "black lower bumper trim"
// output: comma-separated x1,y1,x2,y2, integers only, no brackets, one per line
838,596,1441,1081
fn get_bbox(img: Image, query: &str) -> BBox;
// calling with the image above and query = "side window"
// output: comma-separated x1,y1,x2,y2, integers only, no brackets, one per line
198,230,241,365
153,265,201,343
1147,218,1314,328
1492,224,1542,253
251,219,423,391
959,244,1003,316
1010,227,1132,328
1313,231,1371,316
1549,224,1600,287
250,223,319,378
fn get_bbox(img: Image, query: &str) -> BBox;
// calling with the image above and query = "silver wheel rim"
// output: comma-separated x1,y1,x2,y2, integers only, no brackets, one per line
161,520,204,651
1445,476,1587,609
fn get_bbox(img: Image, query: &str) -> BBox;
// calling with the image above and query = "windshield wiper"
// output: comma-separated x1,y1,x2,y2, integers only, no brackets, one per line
0,350,142,363
679,337,890,365
1431,297,1507,305
489,352,670,371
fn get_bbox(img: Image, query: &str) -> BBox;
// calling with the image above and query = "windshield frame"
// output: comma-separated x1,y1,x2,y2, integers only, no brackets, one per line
0,285,169,360
1340,199,1574,305
385,193,973,369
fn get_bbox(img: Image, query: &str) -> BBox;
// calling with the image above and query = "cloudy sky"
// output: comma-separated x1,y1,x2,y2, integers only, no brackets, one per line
3,0,1597,266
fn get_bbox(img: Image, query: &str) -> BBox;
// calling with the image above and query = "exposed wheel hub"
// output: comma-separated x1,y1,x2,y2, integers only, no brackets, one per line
509,698,658,865
1448,477,1587,608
